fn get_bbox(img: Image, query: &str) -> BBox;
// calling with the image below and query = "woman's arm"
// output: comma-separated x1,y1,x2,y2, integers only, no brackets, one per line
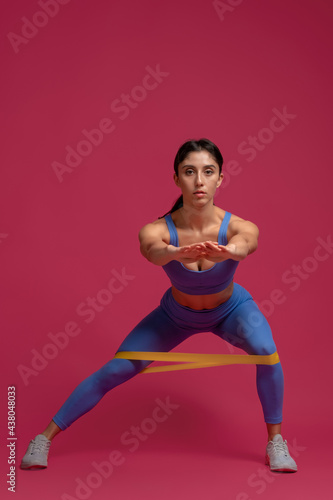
227,219,259,259
198,219,259,262
139,223,177,266
139,222,209,266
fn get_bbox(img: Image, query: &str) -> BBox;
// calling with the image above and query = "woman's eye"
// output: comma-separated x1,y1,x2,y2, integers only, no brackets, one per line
184,169,214,175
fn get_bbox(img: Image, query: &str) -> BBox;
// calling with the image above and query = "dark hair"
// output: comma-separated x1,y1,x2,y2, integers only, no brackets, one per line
159,138,223,218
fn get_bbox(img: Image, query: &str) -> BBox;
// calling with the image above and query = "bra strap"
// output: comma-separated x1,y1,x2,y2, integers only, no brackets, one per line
218,212,231,245
164,214,179,247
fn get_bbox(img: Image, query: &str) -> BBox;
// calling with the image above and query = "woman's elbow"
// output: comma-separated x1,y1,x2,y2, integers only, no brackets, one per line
140,244,151,262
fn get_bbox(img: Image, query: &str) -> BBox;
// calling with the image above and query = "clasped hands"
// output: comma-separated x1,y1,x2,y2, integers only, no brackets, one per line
176,241,238,263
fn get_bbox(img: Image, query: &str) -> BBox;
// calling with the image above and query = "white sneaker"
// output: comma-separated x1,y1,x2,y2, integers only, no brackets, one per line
265,434,298,472
20,434,51,469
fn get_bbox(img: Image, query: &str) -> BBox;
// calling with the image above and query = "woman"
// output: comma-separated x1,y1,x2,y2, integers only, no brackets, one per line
21,138,297,472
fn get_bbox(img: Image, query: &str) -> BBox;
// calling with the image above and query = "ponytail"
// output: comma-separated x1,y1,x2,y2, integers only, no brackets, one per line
158,195,183,219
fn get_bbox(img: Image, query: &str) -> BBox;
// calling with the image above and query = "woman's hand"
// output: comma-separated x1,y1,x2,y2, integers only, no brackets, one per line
175,242,209,263
174,240,248,264
199,241,241,262
175,241,241,263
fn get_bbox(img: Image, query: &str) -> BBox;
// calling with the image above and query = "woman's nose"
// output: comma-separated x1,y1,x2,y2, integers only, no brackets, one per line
196,173,204,185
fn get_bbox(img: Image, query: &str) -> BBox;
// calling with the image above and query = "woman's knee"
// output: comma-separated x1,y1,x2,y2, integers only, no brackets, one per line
226,301,278,354
93,357,149,392
250,341,277,356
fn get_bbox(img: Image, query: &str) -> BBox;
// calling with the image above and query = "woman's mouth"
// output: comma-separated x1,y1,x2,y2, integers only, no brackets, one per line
194,191,206,197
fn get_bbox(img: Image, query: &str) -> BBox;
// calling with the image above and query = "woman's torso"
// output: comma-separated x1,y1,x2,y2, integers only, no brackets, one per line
158,206,240,310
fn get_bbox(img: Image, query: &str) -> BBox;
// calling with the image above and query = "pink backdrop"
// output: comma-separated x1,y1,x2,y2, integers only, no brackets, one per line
1,0,332,499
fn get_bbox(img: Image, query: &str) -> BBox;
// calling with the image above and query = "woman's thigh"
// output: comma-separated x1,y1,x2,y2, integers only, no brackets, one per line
115,305,195,371
211,298,277,355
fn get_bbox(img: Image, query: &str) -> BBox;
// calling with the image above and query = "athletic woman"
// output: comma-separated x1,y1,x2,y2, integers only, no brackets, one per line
21,138,297,472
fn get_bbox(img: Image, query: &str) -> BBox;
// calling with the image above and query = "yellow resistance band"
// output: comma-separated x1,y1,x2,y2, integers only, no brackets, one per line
114,351,280,374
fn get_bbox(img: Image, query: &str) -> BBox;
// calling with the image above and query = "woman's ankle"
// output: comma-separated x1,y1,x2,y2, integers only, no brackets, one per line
41,421,62,441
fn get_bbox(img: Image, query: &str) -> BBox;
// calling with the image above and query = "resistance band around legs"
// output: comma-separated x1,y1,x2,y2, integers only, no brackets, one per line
114,351,280,374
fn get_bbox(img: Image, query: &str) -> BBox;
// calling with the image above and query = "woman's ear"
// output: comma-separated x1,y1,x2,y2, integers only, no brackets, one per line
173,172,180,187
216,173,224,188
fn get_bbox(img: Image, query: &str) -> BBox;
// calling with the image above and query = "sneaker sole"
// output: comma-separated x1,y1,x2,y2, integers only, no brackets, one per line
20,463,47,470
265,454,297,472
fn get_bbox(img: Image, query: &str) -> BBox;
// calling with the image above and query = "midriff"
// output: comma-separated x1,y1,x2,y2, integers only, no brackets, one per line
171,281,234,310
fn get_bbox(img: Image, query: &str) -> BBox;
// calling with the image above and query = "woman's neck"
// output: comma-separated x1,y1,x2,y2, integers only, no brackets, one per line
177,202,220,231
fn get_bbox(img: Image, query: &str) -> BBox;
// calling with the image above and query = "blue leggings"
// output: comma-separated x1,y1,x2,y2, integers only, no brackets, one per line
52,283,284,429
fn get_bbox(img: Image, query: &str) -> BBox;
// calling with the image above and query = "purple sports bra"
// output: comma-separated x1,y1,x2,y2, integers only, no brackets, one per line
162,211,239,295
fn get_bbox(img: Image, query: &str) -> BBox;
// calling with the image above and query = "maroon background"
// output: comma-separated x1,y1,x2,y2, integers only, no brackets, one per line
1,0,332,498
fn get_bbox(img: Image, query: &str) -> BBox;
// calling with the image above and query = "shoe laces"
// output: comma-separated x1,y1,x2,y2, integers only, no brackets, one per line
30,439,50,455
272,439,289,457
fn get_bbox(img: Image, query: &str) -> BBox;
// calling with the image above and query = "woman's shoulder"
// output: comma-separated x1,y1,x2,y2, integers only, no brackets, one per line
229,212,246,223
138,216,169,242
141,216,169,229
227,211,259,237
215,205,246,223
215,206,244,224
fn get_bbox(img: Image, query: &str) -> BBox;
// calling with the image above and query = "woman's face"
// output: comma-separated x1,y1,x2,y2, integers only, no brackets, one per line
174,150,223,206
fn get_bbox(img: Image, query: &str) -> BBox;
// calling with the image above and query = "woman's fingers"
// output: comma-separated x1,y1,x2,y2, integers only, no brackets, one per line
203,241,219,248
180,242,224,259
203,243,223,254
178,241,233,264
183,243,206,252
